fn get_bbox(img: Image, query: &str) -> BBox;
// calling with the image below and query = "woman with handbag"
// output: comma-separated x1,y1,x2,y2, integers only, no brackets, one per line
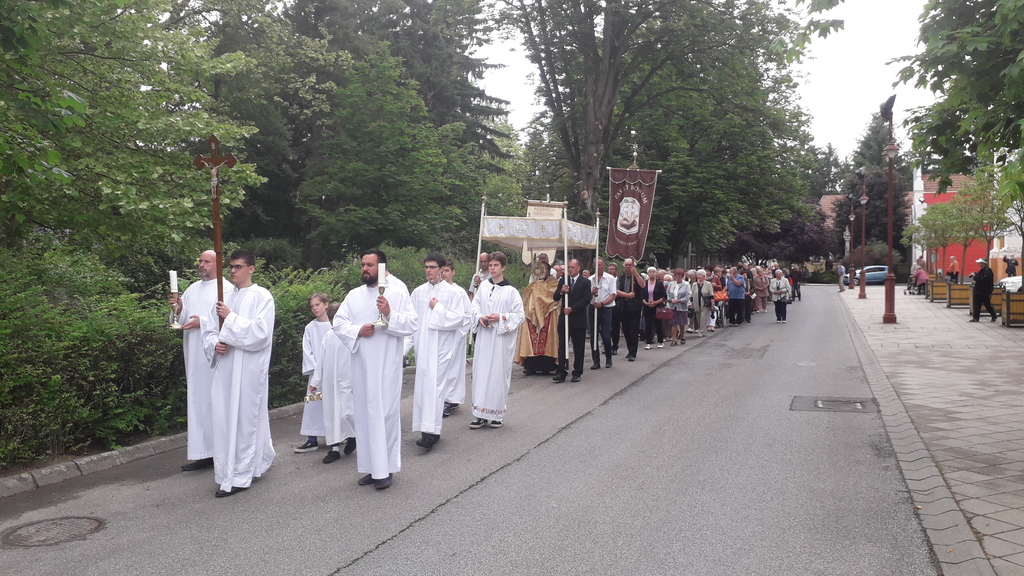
689,270,715,338
664,272,690,345
642,266,668,349
770,269,792,323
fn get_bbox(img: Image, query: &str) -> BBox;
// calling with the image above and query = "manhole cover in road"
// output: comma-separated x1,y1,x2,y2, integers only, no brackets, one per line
0,517,106,548
790,396,879,413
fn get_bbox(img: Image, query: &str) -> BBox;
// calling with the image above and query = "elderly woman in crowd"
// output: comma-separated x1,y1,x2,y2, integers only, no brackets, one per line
689,269,715,338
642,266,667,349
665,272,690,345
753,266,770,313
770,269,792,323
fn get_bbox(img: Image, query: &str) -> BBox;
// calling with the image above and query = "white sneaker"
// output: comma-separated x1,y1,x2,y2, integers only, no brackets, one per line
657,343,664,348
644,344,652,350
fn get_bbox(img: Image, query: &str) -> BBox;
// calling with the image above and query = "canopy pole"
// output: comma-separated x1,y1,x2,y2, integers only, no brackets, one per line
470,196,487,292
592,210,600,352
563,206,570,367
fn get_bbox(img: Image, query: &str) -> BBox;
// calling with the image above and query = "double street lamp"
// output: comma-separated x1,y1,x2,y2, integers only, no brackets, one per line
881,95,899,324
855,168,870,299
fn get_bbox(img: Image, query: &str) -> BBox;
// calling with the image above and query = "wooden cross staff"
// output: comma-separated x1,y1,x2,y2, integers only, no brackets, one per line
193,135,237,326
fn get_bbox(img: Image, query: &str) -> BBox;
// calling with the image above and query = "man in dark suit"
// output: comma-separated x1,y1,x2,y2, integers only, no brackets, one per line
552,259,592,382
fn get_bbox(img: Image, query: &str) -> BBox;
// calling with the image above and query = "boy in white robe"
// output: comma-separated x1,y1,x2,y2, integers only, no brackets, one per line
314,304,357,463
440,259,470,417
333,249,417,490
202,249,276,498
410,253,472,450
170,250,219,471
469,251,525,429
295,293,331,453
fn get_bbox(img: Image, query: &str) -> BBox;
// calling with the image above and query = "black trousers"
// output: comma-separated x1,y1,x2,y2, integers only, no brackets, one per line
557,319,587,377
619,308,642,358
590,306,613,362
973,291,996,320
610,306,622,352
744,296,752,322
728,298,745,325
642,306,663,344
774,300,788,321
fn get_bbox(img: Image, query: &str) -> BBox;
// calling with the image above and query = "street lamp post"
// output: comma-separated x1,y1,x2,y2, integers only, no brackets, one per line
880,95,899,324
848,213,855,290
855,168,870,299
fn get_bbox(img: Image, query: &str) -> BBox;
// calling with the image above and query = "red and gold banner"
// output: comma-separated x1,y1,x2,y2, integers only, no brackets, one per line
605,168,659,260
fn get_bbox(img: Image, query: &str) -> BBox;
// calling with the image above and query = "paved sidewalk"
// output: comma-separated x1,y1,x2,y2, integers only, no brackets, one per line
842,286,1024,576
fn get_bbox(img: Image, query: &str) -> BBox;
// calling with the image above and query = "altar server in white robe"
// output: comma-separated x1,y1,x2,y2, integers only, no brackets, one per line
469,251,524,429
170,250,220,472
440,259,470,417
295,293,332,454
314,304,357,464
410,252,472,450
333,249,417,490
202,249,276,498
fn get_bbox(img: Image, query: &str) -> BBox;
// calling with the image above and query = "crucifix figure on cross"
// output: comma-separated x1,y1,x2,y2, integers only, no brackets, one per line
193,135,237,325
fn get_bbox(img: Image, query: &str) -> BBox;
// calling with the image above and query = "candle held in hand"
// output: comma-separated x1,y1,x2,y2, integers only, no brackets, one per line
169,270,179,293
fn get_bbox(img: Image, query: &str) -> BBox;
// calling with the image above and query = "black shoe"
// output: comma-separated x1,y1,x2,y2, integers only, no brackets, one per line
591,362,601,370
469,418,487,429
375,474,393,490
294,439,319,453
416,433,439,450
605,359,612,368
570,375,581,382
627,355,636,362
992,316,998,322
969,318,980,322
214,486,248,498
611,349,618,355
343,436,357,455
523,369,536,376
358,474,376,486
181,457,213,472
552,373,566,383
322,448,341,464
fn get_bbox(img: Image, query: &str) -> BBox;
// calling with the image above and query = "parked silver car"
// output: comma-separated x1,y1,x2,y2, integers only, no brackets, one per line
998,276,1023,292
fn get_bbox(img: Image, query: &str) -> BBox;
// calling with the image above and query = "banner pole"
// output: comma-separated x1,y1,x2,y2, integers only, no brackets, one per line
593,210,600,352
563,206,570,368
471,196,487,292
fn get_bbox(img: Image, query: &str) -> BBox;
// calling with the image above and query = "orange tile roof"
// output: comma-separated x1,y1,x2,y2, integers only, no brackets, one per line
818,195,845,230
922,173,974,192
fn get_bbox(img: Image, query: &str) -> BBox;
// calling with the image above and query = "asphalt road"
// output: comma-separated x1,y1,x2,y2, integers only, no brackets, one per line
0,286,937,575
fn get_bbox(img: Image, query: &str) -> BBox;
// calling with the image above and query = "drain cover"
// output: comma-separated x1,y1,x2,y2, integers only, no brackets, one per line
790,396,879,413
1,517,106,547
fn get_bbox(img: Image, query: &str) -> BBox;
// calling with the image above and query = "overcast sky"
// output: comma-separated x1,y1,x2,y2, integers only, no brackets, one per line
474,0,934,161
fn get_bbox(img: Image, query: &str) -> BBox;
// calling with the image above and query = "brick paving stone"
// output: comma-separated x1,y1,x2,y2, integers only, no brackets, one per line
982,535,1024,558
985,493,1024,509
973,516,1021,535
989,510,1024,529
962,499,1012,517
991,558,1024,576
997,529,1024,546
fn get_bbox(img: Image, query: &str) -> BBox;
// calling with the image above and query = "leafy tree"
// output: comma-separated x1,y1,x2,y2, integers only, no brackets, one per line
897,0,1024,183
299,51,457,266
956,167,1013,254
499,0,807,217
0,0,262,265
802,144,849,197
723,212,833,266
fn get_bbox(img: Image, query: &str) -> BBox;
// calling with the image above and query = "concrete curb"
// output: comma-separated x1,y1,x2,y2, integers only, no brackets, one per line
839,294,997,576
0,401,307,500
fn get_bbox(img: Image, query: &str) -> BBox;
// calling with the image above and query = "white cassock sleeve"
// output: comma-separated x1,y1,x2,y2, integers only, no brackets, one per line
302,323,318,376
429,297,472,332
382,290,417,338
217,297,276,351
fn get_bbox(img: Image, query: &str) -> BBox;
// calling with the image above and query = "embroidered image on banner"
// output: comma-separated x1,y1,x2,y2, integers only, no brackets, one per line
606,168,659,260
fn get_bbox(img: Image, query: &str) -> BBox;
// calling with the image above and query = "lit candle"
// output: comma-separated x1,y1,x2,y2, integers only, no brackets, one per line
169,270,179,293
378,263,388,287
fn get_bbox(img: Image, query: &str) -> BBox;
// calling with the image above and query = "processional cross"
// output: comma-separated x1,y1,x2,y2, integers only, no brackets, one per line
193,135,237,326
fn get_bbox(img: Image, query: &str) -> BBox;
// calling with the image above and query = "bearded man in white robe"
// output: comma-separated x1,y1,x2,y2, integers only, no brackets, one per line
333,249,417,490
409,252,472,450
202,249,276,498
469,251,524,429
170,250,219,472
